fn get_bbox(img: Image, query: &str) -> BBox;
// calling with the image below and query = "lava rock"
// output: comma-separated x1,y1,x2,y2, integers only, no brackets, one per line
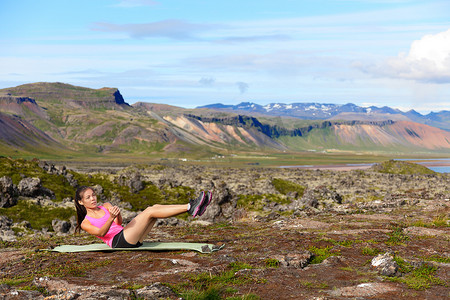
371,252,400,277
52,219,72,234
0,176,18,208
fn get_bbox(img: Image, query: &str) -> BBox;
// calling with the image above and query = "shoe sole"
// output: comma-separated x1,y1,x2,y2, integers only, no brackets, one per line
198,190,213,217
192,192,206,217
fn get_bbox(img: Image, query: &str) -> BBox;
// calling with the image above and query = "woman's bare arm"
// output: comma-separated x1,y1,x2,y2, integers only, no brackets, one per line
81,203,120,236
103,202,122,225
81,217,115,237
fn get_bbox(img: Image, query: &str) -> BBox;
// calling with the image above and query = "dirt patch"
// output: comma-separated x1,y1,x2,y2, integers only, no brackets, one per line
330,282,401,297
272,218,332,230
0,250,23,265
404,226,449,238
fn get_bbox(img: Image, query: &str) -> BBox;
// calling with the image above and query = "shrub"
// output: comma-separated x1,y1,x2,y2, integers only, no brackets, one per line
264,258,280,268
361,246,381,256
371,160,435,175
271,178,306,198
308,246,340,264
386,226,410,245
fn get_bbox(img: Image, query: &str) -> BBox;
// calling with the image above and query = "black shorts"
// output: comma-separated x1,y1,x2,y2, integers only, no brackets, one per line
111,230,142,248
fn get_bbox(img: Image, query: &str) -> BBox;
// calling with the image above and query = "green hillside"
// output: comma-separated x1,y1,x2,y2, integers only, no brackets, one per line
0,82,450,163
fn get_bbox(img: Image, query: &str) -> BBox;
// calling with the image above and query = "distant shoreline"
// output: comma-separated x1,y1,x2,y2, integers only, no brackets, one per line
281,164,374,171
281,161,450,171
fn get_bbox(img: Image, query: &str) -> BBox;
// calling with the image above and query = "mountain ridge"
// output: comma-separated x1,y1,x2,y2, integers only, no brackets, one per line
199,102,450,131
0,82,449,158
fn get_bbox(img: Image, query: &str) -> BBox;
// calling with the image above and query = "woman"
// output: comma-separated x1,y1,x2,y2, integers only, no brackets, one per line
74,186,212,248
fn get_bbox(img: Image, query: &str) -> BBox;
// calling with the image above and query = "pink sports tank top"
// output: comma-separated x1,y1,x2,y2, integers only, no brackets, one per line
85,206,123,247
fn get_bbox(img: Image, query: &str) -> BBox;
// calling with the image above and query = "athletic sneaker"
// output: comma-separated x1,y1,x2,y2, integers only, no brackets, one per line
198,190,213,217
188,191,206,217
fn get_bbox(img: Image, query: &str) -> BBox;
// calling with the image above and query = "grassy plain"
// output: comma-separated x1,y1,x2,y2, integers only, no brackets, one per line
3,147,450,169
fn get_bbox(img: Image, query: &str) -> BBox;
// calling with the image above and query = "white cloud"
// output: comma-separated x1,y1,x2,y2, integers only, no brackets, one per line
356,28,450,83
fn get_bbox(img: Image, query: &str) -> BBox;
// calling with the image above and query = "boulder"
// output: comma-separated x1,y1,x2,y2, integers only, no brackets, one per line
273,250,313,268
371,252,400,277
120,209,138,224
135,283,177,299
298,186,343,209
155,217,187,227
17,177,55,199
0,176,18,208
129,174,144,193
0,229,16,242
198,187,236,222
0,284,43,299
300,189,319,208
52,219,72,234
38,161,61,175
0,216,16,242
64,172,78,187
0,215,13,229
117,172,144,193
32,277,131,299
91,184,106,201
11,220,32,236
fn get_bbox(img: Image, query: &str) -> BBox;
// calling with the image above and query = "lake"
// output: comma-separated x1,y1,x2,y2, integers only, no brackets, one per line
399,158,450,173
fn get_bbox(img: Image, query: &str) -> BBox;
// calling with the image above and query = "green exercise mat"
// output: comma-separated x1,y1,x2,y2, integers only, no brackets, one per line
49,242,224,254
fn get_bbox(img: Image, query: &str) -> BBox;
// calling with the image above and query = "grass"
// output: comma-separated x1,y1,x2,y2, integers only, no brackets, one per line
299,280,329,289
419,255,450,264
386,226,410,245
386,262,446,290
41,257,113,277
118,281,145,290
308,246,340,264
361,246,382,256
410,215,449,228
381,254,448,291
393,255,414,274
0,251,113,289
0,277,31,286
314,237,366,248
264,258,280,268
171,262,261,300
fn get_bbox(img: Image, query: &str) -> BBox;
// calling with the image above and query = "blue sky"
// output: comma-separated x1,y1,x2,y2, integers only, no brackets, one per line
1,0,449,113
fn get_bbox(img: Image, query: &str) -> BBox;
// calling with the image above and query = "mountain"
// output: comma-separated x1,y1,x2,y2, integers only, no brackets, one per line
2,82,129,109
199,102,450,131
164,115,450,153
0,83,172,156
1,82,450,158
0,111,64,155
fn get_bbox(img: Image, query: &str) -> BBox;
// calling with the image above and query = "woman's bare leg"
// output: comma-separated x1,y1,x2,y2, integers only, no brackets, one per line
138,217,157,243
123,204,188,245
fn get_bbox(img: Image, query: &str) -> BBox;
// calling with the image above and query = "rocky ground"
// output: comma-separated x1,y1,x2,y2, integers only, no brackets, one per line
0,160,449,299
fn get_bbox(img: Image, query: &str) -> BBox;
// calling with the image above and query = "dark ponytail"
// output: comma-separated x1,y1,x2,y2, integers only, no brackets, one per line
74,186,91,234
